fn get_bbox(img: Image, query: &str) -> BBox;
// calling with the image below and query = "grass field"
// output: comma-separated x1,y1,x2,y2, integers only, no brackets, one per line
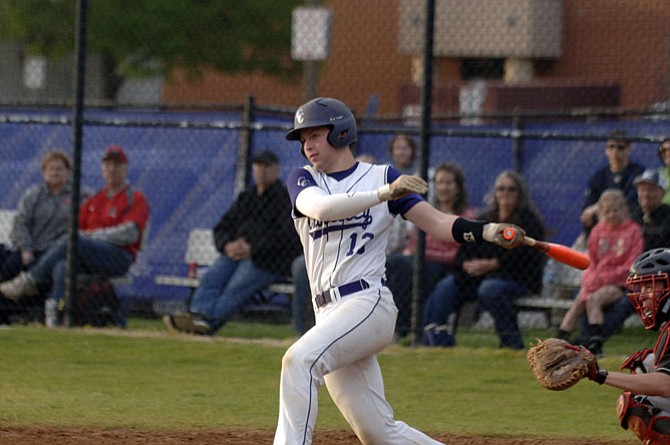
0,318,652,443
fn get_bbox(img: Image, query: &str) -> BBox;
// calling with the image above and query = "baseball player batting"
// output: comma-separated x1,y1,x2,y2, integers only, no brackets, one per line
274,97,525,445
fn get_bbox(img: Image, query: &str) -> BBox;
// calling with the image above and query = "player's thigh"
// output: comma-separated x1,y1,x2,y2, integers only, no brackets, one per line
294,290,395,370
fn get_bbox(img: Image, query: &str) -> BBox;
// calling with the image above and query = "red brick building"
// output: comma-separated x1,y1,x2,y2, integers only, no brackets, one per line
163,0,670,116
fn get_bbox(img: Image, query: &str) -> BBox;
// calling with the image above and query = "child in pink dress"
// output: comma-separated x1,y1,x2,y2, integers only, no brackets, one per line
557,188,643,355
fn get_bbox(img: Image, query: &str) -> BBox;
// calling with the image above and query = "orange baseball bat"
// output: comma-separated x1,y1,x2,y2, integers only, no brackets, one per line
502,228,590,270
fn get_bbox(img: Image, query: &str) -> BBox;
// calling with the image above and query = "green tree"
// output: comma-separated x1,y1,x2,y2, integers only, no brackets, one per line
0,0,302,100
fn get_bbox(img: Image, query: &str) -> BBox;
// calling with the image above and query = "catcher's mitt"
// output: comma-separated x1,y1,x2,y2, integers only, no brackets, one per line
526,338,598,391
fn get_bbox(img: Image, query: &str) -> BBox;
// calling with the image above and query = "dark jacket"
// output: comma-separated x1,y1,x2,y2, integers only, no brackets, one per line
631,204,670,250
455,207,546,293
582,162,646,213
213,180,300,276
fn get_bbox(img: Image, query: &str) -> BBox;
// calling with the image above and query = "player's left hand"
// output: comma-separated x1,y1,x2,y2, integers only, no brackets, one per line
482,223,525,249
377,175,428,201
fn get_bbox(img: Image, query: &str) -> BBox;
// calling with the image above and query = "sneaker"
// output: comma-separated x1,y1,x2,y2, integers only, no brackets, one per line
163,313,213,335
191,316,213,336
586,336,604,357
554,329,571,341
163,313,197,333
0,272,39,300
162,314,182,333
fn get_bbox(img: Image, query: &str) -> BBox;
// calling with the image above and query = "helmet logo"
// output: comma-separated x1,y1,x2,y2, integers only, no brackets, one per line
296,108,305,124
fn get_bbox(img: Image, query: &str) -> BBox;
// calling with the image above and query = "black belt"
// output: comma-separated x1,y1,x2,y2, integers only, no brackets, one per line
314,279,385,308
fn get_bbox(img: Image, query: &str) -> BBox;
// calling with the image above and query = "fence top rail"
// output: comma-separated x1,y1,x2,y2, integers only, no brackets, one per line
0,110,667,144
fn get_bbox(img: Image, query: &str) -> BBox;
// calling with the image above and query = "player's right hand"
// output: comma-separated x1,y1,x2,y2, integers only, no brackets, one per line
377,175,428,201
482,223,525,249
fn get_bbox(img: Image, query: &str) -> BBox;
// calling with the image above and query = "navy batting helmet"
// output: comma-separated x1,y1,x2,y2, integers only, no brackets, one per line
286,97,357,149
626,248,670,331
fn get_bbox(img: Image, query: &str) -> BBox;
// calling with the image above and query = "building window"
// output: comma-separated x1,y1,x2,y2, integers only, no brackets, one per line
461,58,504,80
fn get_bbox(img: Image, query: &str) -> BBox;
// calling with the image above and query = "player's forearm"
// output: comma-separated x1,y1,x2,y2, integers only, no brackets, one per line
602,371,670,397
295,187,381,221
406,202,456,242
408,204,524,249
407,203,487,244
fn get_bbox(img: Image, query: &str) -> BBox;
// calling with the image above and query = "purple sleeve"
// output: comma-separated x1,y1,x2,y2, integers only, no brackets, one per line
287,167,317,218
386,165,424,217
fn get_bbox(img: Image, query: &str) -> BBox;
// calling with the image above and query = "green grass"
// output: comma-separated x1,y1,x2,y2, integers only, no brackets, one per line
127,316,297,339
0,320,649,442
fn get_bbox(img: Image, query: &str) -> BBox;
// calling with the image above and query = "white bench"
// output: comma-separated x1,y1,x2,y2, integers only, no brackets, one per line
154,228,294,320
515,283,579,312
513,291,575,329
0,210,17,246
512,284,642,329
455,283,579,330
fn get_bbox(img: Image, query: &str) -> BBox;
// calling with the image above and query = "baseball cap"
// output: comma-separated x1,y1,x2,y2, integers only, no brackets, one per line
634,169,667,191
251,150,278,165
102,145,128,164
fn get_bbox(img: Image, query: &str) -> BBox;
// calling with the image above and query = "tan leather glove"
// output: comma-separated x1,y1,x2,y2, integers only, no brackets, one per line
377,175,428,201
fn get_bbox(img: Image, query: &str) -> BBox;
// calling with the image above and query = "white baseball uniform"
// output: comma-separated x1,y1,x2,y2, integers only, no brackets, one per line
273,161,443,445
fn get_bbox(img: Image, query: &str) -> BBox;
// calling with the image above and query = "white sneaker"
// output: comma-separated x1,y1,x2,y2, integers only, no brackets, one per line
0,272,38,300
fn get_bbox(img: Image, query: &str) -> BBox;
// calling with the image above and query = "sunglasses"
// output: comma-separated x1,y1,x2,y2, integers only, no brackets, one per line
495,185,518,193
659,146,670,154
606,143,627,151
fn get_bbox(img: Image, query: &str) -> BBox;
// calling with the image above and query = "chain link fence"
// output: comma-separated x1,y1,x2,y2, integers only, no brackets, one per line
0,1,668,347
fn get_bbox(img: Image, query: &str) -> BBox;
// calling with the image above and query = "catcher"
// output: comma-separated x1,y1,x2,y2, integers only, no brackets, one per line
528,247,670,444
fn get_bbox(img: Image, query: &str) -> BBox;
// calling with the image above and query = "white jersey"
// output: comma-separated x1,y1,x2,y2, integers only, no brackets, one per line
287,161,421,298
293,162,393,295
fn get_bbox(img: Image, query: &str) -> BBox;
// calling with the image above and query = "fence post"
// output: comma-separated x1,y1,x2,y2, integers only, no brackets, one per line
64,0,88,327
410,0,436,347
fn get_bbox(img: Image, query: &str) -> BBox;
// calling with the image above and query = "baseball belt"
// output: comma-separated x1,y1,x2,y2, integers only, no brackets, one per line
314,278,386,309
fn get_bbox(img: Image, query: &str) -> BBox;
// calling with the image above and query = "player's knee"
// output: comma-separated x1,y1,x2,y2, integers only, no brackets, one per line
476,281,498,306
281,346,298,370
281,343,310,371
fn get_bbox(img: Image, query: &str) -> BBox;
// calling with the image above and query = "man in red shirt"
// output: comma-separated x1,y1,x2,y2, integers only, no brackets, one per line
0,146,150,316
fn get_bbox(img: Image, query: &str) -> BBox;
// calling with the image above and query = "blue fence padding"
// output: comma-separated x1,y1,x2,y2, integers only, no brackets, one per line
521,120,667,245
0,108,669,304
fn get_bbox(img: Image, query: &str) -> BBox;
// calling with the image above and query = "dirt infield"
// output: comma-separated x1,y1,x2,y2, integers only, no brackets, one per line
0,427,635,444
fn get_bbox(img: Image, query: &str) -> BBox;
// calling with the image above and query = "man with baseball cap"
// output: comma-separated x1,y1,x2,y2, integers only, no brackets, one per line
632,169,670,250
102,145,129,164
0,145,150,327
164,149,301,335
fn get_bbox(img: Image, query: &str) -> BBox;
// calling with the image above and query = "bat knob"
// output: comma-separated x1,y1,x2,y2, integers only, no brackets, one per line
502,228,516,241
